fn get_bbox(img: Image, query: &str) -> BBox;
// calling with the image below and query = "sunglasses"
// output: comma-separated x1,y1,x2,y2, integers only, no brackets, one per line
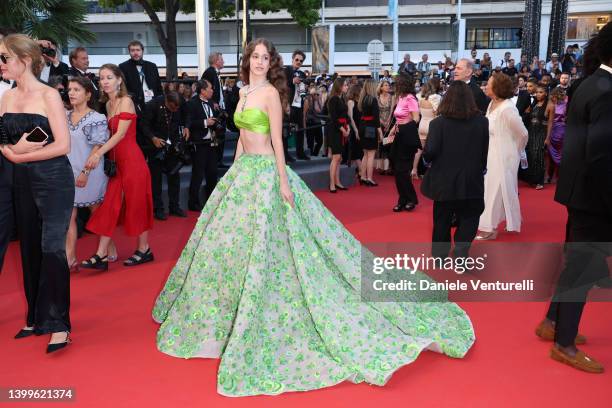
294,58,304,63
0,54,13,64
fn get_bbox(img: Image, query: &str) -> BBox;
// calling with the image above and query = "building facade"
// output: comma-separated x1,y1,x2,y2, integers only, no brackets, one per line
75,0,611,75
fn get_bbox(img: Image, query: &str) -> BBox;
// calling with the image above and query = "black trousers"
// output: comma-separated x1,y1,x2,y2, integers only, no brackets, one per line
14,156,74,334
392,148,418,206
189,143,218,207
546,209,612,347
147,151,180,211
432,199,485,258
290,106,306,156
306,124,323,156
0,155,13,272
216,131,226,164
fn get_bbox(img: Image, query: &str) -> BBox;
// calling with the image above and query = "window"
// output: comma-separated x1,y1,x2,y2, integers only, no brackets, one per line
567,15,610,40
466,27,521,49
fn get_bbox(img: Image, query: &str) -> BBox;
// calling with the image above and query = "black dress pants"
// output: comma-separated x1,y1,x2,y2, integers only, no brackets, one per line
147,151,180,211
189,143,218,207
306,124,323,156
432,199,485,258
14,156,74,334
391,123,419,206
290,106,306,156
546,209,612,347
0,155,13,272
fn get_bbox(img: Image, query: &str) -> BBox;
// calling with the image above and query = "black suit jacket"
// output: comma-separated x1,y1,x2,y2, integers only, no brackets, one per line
554,68,612,217
141,95,185,149
49,61,70,78
119,59,163,113
516,90,535,126
68,66,100,94
186,97,216,144
468,78,490,114
200,67,222,105
421,115,490,201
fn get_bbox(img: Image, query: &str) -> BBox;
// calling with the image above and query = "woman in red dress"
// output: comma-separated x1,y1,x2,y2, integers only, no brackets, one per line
81,64,154,270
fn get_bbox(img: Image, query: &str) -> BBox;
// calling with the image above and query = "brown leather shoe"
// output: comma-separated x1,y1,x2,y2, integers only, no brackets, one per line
535,320,586,345
550,346,604,373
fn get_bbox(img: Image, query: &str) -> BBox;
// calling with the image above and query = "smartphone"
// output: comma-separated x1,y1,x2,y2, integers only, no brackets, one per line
25,126,49,143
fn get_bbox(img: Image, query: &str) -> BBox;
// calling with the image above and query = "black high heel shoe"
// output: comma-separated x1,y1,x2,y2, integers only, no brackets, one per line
15,327,35,339
80,254,108,271
329,187,337,193
366,180,378,187
359,178,367,185
46,331,71,354
335,185,348,191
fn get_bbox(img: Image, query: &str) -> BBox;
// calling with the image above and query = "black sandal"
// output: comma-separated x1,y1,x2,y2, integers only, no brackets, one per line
123,248,154,267
80,254,108,271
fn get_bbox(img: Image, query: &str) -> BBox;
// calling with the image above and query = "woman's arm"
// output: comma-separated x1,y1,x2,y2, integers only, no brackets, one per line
267,87,293,207
3,89,70,163
545,103,554,145
85,98,134,169
347,100,359,138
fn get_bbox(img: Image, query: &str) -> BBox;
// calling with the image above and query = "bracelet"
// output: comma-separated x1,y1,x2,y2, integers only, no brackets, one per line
81,169,90,176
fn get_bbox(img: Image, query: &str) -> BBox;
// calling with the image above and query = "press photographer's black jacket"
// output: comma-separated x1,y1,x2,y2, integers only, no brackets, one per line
185,97,217,144
141,96,185,149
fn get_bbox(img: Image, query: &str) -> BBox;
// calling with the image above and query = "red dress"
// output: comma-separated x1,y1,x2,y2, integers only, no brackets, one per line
87,112,153,237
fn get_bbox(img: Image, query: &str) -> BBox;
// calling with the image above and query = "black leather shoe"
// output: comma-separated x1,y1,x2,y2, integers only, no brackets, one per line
46,332,71,354
188,203,203,212
335,185,348,191
15,328,35,339
393,204,405,212
169,207,187,218
154,209,168,221
404,203,416,211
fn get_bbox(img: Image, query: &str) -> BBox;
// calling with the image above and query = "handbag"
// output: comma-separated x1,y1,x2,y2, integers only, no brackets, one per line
363,126,377,139
103,154,117,177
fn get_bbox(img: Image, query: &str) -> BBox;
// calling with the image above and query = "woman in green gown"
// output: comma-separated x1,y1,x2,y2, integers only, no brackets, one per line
152,38,475,397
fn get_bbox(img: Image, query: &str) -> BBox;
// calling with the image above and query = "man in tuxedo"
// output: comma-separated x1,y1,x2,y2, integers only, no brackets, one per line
285,50,309,160
186,80,219,211
37,38,69,84
516,78,538,125
454,58,489,114
119,40,163,154
536,22,612,374
141,91,187,220
119,40,163,115
68,47,99,97
200,52,228,168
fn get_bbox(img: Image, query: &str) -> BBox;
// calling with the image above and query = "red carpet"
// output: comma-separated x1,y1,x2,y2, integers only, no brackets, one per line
1,176,610,407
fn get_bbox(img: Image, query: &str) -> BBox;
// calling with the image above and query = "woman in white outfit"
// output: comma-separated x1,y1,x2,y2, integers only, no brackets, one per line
476,73,528,240
413,79,442,177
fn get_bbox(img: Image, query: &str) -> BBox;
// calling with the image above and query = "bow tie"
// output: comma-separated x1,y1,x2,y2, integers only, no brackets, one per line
1,78,10,84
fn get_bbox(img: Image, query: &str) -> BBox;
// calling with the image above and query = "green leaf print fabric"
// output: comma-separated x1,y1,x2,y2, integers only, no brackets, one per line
152,153,475,397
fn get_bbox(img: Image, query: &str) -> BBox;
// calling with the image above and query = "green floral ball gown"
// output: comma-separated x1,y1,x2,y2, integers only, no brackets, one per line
152,107,475,397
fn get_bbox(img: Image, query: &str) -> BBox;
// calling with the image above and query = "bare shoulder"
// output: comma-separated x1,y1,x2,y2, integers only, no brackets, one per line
263,84,279,98
119,96,136,113
41,85,62,103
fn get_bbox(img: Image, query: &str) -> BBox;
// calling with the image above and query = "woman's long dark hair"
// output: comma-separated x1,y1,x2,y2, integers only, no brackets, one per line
436,81,480,120
240,38,288,110
394,74,416,98
327,78,346,111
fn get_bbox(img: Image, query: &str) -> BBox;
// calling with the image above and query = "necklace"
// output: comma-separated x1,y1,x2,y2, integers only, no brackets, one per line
241,80,269,111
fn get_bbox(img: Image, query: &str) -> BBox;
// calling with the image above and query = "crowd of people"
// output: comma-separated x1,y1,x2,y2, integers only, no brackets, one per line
0,21,610,380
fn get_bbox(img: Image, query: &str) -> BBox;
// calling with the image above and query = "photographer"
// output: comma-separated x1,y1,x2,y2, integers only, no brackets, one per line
185,79,219,211
284,50,309,160
37,38,69,84
201,52,229,167
142,91,187,220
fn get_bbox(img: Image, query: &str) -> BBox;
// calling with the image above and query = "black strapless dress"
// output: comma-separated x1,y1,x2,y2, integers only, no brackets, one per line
1,113,74,334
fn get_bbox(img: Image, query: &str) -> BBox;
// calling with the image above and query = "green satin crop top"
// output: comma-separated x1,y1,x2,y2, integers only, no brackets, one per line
233,108,270,135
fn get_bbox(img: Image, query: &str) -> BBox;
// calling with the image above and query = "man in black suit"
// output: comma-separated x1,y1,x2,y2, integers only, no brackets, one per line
284,50,309,160
200,52,228,167
119,40,164,154
119,40,163,115
68,47,99,98
141,91,187,220
536,22,612,374
516,78,538,126
186,80,219,211
453,58,489,114
37,38,69,85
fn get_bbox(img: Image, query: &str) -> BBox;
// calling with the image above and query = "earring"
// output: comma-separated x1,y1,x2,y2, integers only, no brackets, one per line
116,84,120,91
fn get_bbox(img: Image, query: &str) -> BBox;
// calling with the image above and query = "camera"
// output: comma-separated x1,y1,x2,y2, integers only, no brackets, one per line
213,110,228,133
40,46,56,59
